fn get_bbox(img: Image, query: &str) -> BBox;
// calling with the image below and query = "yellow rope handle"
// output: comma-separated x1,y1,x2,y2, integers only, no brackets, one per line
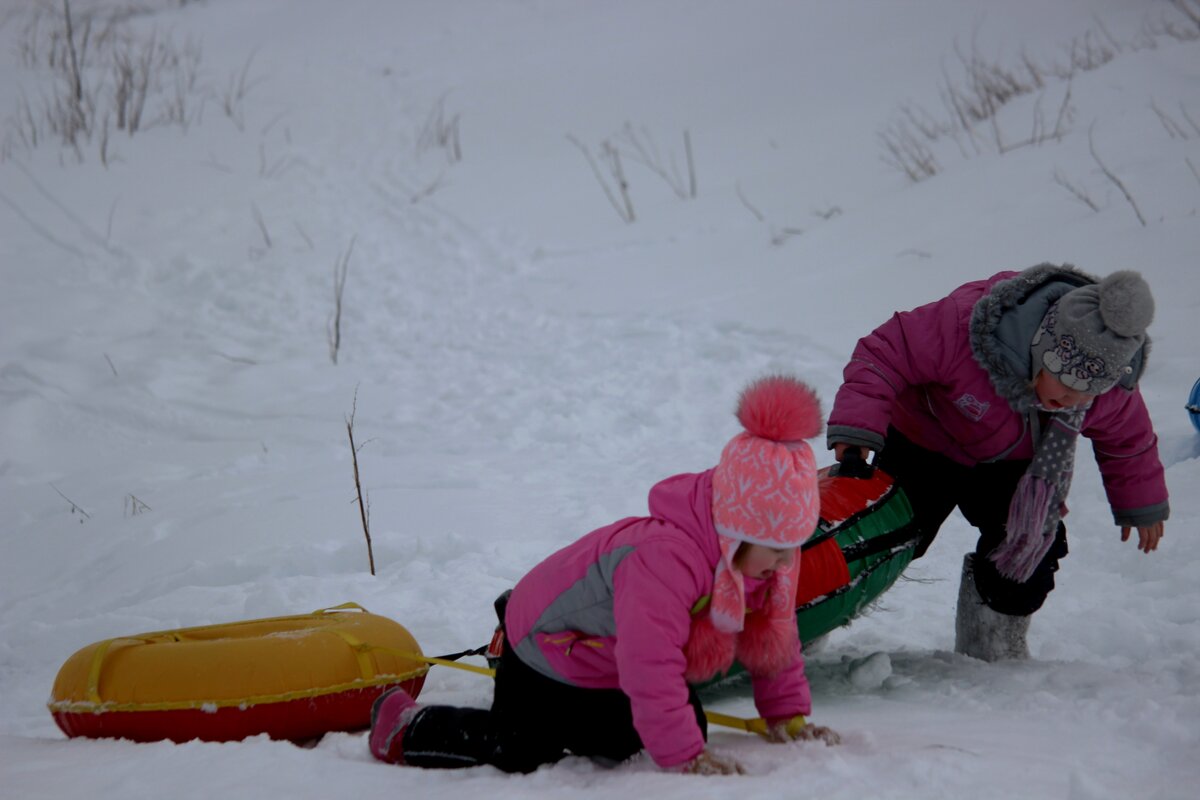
701,709,774,736
701,710,807,737
410,653,497,677
401,645,772,735
366,646,498,678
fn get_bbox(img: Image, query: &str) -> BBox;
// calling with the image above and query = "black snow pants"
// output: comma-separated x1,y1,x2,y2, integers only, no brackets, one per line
875,427,1069,617
400,597,708,773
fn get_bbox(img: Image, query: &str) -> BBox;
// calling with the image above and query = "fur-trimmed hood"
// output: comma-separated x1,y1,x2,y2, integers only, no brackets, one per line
968,263,1150,411
827,264,1169,526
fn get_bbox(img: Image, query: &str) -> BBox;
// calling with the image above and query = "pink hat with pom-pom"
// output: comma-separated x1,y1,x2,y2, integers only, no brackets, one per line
709,375,823,632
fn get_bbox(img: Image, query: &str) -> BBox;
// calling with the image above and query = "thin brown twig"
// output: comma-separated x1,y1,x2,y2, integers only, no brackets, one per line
327,236,354,364
1051,81,1073,140
51,482,90,520
734,181,766,222
346,388,375,576
1180,102,1200,137
1187,157,1200,187
1151,99,1189,139
602,142,634,222
1053,168,1101,212
566,134,635,223
1088,124,1146,226
684,129,696,198
1171,0,1200,30
251,202,271,248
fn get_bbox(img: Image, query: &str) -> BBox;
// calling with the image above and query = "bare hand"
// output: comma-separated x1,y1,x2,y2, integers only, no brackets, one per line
1121,521,1165,553
683,750,746,776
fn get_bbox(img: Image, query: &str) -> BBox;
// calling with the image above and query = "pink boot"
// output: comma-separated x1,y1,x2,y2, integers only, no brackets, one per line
368,687,421,764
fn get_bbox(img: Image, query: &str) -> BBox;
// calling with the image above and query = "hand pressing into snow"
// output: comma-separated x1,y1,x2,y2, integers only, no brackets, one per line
789,723,841,745
763,715,842,745
682,749,746,775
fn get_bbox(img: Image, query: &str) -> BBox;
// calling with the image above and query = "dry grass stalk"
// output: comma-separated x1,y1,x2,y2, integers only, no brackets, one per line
345,389,375,576
1088,124,1146,227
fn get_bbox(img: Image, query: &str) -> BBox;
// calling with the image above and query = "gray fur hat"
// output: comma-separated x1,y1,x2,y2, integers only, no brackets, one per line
1030,270,1155,394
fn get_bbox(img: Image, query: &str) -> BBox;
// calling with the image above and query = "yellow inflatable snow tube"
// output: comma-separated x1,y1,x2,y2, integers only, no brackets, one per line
49,603,429,743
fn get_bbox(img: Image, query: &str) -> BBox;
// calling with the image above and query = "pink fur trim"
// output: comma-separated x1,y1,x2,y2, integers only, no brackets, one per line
683,613,736,684
736,375,823,443
734,612,799,679
684,610,800,683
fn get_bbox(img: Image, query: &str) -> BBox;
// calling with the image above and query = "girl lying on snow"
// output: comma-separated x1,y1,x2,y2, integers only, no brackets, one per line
369,375,840,775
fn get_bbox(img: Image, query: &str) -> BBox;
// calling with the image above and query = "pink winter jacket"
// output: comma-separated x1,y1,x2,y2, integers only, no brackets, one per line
504,469,811,769
827,266,1169,526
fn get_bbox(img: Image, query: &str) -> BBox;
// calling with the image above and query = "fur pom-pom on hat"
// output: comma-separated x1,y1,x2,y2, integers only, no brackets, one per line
735,375,824,443
1096,270,1155,337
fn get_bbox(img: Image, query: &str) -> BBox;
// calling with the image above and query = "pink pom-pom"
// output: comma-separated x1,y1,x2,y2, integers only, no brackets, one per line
735,375,823,442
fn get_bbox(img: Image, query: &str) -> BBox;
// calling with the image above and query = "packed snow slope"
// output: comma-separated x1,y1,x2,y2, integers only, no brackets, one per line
2,1,1199,798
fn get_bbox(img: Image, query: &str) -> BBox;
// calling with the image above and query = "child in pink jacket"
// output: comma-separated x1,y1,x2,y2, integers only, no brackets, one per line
827,264,1168,661
369,375,840,775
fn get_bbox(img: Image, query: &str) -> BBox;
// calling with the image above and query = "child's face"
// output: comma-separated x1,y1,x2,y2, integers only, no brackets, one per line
1034,370,1094,410
733,543,796,581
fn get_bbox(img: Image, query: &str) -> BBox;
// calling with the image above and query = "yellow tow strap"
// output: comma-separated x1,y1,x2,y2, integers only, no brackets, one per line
399,648,787,735
314,604,794,735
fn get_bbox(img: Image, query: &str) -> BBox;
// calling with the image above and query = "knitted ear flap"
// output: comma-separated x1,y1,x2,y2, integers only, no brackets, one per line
708,533,746,633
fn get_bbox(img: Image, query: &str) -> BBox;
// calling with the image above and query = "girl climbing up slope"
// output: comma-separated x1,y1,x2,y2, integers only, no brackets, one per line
369,374,840,775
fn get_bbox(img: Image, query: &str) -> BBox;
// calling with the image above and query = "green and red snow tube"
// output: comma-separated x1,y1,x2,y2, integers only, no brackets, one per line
792,462,918,645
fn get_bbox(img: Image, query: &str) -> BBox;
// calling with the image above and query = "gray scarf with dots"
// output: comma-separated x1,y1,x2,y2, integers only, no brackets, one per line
990,405,1086,582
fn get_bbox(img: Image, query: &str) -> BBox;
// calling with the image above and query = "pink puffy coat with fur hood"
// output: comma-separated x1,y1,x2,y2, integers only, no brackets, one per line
827,266,1168,527
504,469,811,769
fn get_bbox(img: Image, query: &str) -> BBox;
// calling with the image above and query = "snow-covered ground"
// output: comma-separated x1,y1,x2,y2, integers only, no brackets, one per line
2,1,1199,798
